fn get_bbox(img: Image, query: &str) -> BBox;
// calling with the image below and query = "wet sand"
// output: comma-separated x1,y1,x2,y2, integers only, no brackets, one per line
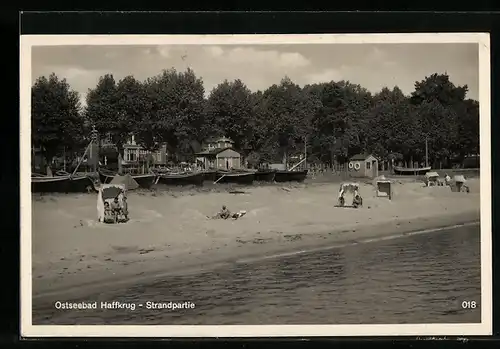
31,178,481,300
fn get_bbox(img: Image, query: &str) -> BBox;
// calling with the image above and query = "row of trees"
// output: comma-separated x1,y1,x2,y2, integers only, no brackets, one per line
32,69,479,172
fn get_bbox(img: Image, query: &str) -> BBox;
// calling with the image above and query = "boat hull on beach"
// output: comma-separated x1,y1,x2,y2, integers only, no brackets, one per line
32,175,97,193
201,170,218,182
254,170,276,182
69,176,98,193
132,174,157,189
215,171,255,185
393,166,431,176
98,170,115,185
273,170,308,183
156,172,204,186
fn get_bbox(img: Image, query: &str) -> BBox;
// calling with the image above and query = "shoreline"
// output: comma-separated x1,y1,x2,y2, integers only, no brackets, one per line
32,209,480,302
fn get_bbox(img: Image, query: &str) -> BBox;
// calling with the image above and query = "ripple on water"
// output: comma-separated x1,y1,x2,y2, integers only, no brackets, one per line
33,224,481,325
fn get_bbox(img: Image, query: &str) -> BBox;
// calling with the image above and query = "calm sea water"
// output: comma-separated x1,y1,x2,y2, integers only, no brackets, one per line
33,224,481,325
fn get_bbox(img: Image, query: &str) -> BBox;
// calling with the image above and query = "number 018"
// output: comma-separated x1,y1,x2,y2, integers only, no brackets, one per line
462,301,477,309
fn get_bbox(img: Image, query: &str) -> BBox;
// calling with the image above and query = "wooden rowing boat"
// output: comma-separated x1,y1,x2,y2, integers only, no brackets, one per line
253,169,276,182
31,174,97,193
156,172,204,186
273,169,308,183
214,171,255,185
393,166,431,176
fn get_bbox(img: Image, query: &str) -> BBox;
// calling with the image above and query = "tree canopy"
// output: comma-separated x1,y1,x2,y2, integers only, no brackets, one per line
32,73,84,168
32,70,480,169
144,68,206,160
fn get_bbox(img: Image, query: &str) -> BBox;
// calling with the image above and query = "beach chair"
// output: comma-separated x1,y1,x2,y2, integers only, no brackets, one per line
424,171,440,187
338,182,362,207
375,178,392,200
97,183,128,223
450,175,470,193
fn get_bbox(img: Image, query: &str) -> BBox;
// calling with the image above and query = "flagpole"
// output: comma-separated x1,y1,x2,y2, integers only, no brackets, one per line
304,136,307,171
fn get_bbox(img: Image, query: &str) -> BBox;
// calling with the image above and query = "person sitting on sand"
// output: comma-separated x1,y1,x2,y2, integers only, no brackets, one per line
352,194,363,208
103,201,115,223
104,201,111,216
231,210,247,220
212,205,231,219
209,205,247,220
219,205,231,219
110,197,121,221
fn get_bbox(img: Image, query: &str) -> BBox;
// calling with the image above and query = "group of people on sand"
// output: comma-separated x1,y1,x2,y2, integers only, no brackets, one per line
103,196,129,224
209,205,247,220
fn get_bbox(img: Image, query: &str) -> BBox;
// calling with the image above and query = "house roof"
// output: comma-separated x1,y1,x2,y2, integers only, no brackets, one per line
350,153,377,161
124,144,141,149
196,147,239,156
204,136,234,144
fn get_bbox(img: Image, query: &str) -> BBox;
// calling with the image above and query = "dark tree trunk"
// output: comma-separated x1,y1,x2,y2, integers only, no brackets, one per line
330,149,334,170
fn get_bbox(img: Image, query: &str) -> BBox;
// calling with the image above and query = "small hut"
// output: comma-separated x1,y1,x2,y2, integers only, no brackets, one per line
348,154,379,178
195,148,242,170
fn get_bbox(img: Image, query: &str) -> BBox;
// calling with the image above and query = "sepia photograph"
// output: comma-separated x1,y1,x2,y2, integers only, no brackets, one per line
20,34,491,337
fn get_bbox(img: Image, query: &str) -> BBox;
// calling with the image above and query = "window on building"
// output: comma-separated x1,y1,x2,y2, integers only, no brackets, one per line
126,151,136,162
103,133,113,144
366,162,371,169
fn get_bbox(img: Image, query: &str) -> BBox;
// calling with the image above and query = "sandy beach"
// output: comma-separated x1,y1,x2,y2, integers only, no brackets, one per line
31,178,481,300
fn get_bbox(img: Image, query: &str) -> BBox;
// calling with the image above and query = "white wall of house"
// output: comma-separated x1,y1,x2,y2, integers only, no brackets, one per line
216,149,241,169
349,155,378,178
363,155,377,178
270,163,286,170
196,156,216,169
123,147,140,163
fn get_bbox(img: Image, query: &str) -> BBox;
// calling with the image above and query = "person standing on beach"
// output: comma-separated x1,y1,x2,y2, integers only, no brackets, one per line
444,173,452,186
121,196,129,221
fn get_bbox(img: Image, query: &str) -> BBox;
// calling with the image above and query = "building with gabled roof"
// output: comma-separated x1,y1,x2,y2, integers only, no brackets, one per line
348,153,378,178
196,136,241,170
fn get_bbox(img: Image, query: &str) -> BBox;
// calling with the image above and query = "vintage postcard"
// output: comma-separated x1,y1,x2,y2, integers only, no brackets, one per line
20,33,491,337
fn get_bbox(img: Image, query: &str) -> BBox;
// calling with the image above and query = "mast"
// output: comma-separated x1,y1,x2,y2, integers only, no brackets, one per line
304,136,307,171
91,125,98,173
71,141,92,178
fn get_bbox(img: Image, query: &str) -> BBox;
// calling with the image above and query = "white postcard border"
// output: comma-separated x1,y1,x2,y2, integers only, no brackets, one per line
20,33,492,337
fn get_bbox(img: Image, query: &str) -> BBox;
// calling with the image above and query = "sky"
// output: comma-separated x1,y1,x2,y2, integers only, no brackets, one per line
31,43,479,106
